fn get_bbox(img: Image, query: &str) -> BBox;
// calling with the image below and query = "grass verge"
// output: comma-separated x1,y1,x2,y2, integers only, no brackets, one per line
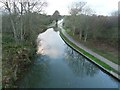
65,29,119,65
60,30,117,73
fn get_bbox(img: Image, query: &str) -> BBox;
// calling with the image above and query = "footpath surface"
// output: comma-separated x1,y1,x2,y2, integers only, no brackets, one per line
60,27,120,80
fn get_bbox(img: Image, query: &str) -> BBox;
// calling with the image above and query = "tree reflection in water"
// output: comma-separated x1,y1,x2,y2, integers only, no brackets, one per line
53,27,61,32
19,55,50,88
64,46,99,78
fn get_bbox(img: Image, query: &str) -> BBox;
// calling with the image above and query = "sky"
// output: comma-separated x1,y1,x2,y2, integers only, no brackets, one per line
45,0,119,16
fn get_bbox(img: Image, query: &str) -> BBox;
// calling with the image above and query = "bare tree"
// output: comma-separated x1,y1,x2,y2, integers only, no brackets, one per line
111,11,118,16
1,0,47,42
0,0,18,42
68,1,94,41
68,2,87,36
69,2,87,15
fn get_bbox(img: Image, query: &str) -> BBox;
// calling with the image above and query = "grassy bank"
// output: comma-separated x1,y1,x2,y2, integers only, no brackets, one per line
60,30,119,75
2,11,53,88
2,33,36,88
65,29,119,65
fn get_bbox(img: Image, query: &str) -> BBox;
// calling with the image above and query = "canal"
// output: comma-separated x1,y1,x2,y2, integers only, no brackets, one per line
18,27,119,88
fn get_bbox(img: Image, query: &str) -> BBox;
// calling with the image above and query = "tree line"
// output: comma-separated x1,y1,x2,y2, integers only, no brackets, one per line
63,1,118,48
1,0,53,88
1,0,53,44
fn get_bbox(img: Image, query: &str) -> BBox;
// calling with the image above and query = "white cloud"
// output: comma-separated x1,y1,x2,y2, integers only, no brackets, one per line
0,0,119,15
46,0,74,15
45,0,119,15
84,0,119,15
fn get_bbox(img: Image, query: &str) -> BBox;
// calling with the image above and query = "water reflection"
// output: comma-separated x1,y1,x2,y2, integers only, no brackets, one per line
36,28,64,59
19,55,50,88
19,28,119,88
64,46,99,77
53,27,61,32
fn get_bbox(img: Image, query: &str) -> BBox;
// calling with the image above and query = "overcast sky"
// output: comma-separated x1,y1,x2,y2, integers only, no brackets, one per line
45,0,119,16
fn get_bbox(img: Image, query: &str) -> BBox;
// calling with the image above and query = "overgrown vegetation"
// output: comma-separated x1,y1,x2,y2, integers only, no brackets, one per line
1,0,52,88
63,1,119,65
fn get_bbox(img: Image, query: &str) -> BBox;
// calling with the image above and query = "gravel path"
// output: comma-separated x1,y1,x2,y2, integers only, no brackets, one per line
61,28,119,72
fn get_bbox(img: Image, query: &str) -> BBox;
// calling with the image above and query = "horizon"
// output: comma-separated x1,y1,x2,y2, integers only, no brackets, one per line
45,0,119,16
0,0,119,16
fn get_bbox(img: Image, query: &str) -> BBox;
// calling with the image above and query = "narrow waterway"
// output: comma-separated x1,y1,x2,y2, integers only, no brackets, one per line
18,28,119,88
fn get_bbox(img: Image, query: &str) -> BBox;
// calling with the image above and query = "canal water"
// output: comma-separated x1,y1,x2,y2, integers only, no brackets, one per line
18,28,119,88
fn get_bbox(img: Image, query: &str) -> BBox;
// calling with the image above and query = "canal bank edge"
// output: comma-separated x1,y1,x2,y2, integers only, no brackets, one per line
59,29,120,81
